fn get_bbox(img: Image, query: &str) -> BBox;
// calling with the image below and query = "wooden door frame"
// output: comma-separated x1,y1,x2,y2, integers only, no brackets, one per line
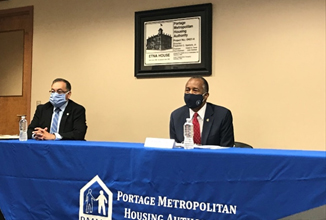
0,6,33,126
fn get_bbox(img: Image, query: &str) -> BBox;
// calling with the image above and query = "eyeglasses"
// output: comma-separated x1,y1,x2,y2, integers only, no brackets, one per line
49,89,69,95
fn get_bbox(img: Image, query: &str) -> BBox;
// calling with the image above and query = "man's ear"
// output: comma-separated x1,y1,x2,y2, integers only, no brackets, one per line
204,92,209,100
66,91,72,100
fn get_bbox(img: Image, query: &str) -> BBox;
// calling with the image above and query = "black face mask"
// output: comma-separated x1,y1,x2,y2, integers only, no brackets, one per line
184,93,205,109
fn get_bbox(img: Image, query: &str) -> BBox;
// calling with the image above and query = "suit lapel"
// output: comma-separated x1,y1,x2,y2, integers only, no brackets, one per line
44,103,54,129
59,101,72,132
201,103,214,145
178,106,190,141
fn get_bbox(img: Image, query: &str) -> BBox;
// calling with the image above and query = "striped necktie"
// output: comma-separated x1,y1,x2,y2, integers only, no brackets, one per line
50,108,61,134
193,112,201,144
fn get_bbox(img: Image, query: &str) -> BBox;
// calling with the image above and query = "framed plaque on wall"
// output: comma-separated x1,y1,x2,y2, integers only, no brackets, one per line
135,3,212,78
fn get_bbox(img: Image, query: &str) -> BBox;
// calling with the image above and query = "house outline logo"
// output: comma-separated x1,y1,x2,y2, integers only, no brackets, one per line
79,175,113,220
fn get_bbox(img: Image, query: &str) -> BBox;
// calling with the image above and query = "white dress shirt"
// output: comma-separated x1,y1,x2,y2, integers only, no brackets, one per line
188,103,207,135
51,101,69,140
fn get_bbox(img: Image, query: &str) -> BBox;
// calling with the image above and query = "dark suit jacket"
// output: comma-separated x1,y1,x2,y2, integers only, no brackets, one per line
169,102,234,147
28,100,87,140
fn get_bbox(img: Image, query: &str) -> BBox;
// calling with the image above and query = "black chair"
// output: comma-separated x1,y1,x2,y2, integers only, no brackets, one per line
234,141,253,148
0,209,5,220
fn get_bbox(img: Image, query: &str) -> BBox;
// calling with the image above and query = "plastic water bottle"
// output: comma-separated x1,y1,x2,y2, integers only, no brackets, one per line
19,115,28,141
183,118,194,149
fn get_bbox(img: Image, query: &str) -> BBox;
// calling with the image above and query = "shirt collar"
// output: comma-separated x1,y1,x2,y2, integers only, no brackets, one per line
189,103,207,120
53,100,69,112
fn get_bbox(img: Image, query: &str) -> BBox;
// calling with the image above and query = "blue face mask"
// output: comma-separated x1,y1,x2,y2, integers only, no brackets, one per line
184,93,205,109
49,92,67,108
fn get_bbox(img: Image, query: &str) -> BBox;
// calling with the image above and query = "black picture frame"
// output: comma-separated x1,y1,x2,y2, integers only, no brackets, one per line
135,3,212,78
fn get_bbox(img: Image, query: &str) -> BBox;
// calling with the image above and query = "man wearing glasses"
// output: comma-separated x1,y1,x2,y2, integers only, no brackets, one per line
28,78,87,140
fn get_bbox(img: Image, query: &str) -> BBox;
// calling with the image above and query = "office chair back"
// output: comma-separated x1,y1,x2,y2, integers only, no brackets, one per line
0,209,5,220
234,141,253,148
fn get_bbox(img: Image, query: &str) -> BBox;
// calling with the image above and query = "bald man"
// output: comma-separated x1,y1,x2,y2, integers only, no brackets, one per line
170,76,234,147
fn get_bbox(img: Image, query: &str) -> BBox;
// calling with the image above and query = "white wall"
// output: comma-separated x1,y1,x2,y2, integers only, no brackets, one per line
1,0,325,150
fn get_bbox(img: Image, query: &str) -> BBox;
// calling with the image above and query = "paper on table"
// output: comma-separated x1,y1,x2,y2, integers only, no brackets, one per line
195,145,228,149
0,135,19,140
144,137,175,149
175,143,228,149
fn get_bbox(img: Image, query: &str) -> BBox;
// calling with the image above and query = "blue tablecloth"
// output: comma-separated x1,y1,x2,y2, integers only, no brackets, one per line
0,140,325,220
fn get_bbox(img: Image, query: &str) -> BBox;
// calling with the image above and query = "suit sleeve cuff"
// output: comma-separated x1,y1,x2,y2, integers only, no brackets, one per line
54,133,62,140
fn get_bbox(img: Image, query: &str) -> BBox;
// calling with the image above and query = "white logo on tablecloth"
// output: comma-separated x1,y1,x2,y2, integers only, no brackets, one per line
79,175,113,220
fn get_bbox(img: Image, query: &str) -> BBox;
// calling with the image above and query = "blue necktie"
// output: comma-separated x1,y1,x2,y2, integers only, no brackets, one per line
50,108,61,134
